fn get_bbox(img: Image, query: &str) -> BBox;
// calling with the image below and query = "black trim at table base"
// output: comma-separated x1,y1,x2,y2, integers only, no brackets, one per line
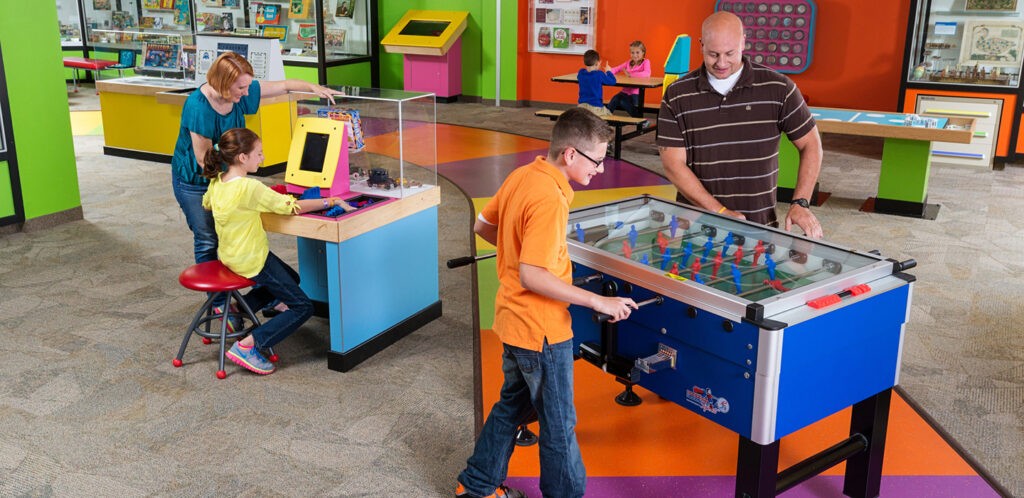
104,146,286,174
321,300,442,372
776,183,829,206
104,146,171,164
860,197,939,220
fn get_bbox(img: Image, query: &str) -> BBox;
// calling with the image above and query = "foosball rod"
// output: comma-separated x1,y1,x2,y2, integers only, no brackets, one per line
446,252,496,268
592,295,664,323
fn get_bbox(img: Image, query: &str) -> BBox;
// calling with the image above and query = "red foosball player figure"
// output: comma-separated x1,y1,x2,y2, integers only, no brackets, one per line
623,239,633,259
734,246,744,266
712,250,723,278
754,240,766,265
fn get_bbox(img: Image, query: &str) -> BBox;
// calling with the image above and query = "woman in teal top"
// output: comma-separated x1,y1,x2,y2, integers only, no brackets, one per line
171,51,342,266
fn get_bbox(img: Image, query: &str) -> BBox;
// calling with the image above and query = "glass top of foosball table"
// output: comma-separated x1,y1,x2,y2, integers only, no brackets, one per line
566,196,887,303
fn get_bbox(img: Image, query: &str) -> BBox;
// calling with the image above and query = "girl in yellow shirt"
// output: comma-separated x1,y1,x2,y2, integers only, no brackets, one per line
201,128,352,374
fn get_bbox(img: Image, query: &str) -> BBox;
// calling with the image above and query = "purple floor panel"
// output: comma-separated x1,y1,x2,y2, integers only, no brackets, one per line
438,150,669,199
504,474,998,498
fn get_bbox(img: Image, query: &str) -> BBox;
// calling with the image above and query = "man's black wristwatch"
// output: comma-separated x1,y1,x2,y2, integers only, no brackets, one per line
791,198,810,208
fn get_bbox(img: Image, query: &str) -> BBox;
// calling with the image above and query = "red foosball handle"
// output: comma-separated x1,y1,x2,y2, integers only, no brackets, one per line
806,284,872,309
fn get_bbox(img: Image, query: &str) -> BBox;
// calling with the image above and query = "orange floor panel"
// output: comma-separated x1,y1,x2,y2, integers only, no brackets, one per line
363,124,549,166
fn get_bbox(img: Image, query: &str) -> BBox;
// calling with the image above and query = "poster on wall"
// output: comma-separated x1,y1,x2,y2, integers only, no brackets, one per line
959,20,1024,67
529,0,595,54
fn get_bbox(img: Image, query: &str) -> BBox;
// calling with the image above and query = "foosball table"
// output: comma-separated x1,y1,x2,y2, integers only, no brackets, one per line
566,195,916,497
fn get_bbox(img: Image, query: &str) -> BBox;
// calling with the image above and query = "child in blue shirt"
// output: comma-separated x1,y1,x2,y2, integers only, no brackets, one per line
576,49,615,117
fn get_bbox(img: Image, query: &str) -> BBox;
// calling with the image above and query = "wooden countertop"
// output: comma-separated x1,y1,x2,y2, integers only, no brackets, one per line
262,185,441,244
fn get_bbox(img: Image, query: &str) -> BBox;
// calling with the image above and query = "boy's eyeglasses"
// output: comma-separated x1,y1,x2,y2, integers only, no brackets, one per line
574,147,605,169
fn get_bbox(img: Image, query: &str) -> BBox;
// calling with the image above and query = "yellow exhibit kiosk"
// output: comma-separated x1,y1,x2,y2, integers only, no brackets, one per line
381,10,469,101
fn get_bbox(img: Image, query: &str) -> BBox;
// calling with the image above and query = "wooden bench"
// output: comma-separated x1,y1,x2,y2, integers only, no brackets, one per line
534,109,654,160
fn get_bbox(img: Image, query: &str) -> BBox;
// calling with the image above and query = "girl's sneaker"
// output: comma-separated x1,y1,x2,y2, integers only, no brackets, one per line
225,343,275,375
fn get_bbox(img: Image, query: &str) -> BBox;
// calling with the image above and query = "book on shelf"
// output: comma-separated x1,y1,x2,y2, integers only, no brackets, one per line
153,17,164,29
94,0,111,10
173,0,191,25
579,7,590,25
159,0,175,9
111,11,135,29
259,24,288,40
571,33,588,45
551,27,570,49
199,0,222,6
142,43,181,70
256,4,281,24
297,23,316,41
289,0,312,19
335,0,355,18
562,8,579,25
140,16,156,28
142,0,160,8
325,28,346,48
235,27,258,36
223,0,241,7
220,12,234,31
199,12,218,31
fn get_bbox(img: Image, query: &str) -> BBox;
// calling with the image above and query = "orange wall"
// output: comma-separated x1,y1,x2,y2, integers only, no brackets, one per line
517,0,913,112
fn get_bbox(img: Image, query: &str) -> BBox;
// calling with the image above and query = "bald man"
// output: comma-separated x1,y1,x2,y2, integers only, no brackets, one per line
656,11,824,238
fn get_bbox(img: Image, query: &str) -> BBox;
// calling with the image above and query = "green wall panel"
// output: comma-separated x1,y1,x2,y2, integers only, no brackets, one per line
0,161,14,218
283,65,319,84
378,1,517,100
0,1,81,221
327,61,372,87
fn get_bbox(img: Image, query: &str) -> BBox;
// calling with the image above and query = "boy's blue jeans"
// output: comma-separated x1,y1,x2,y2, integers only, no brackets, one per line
458,338,585,498
243,252,314,349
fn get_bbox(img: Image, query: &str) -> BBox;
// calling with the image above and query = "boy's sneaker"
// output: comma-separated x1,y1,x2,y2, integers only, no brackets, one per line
225,343,276,375
455,482,526,498
212,306,244,333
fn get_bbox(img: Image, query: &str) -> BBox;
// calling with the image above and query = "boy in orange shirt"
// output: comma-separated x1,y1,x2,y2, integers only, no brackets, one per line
455,108,638,498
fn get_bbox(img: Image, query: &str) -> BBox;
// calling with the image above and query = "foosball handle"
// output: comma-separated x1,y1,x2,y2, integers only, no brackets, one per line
446,252,497,269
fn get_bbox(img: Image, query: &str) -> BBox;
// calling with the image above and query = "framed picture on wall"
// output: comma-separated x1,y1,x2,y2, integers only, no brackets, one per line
959,20,1024,67
965,0,1018,11
529,0,595,54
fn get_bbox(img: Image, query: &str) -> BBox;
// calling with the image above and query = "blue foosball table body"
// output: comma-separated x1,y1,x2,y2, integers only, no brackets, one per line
566,195,915,497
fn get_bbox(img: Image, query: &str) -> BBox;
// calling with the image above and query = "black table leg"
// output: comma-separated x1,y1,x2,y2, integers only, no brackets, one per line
735,436,779,498
843,388,892,498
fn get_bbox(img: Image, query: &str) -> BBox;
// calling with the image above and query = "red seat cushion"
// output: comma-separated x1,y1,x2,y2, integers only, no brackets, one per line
179,261,255,292
62,57,117,70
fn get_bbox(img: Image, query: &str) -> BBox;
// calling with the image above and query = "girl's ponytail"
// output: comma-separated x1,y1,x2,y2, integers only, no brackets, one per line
202,145,225,179
201,128,260,179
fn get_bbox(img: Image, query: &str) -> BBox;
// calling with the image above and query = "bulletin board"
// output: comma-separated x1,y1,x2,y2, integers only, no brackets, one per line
529,0,596,55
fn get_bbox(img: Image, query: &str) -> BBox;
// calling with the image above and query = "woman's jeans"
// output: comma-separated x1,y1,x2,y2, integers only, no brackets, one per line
172,177,218,265
458,339,585,498
243,252,314,349
607,92,642,117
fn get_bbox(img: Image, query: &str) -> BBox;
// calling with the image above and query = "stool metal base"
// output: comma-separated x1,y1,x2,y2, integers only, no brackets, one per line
173,289,272,379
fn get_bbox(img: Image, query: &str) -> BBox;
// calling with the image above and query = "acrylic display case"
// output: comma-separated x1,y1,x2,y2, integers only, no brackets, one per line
905,0,1024,88
290,87,437,199
529,0,596,54
90,29,196,79
218,0,372,63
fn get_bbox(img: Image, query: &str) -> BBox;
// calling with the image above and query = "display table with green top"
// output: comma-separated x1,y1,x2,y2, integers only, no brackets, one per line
779,107,976,220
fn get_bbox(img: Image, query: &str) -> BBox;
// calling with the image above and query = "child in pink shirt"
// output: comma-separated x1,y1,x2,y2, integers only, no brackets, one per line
605,40,651,118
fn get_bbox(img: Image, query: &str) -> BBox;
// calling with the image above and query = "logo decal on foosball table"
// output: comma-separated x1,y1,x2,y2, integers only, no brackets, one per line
685,386,730,414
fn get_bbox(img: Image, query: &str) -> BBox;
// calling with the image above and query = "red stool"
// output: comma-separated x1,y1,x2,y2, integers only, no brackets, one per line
173,261,274,379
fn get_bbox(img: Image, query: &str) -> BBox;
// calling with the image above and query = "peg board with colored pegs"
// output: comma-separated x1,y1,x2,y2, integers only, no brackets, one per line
716,0,817,74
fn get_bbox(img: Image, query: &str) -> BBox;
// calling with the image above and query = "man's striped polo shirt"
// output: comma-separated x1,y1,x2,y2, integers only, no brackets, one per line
656,58,815,227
